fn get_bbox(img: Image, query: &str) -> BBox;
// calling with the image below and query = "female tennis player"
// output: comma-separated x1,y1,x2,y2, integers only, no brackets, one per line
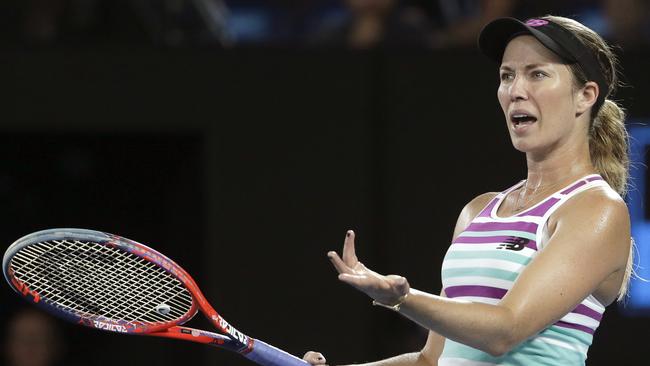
304,15,632,366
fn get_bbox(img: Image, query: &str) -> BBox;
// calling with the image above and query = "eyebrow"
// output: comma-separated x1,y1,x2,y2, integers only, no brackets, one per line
499,63,551,72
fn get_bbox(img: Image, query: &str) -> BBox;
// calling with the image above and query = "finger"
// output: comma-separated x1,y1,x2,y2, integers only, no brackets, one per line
342,230,358,266
328,251,352,274
303,351,327,365
338,273,370,288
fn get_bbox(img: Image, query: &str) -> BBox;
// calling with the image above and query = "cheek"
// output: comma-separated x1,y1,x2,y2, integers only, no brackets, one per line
536,75,575,114
537,88,575,118
497,86,509,112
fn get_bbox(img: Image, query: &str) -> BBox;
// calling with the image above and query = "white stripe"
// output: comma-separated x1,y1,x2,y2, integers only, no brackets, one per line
439,358,497,366
472,216,542,224
584,294,606,311
443,276,513,289
560,313,600,329
441,258,524,273
448,243,500,250
448,296,500,305
534,336,588,356
550,180,610,199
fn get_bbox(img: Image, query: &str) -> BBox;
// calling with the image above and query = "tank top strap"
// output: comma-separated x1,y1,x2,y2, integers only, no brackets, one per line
529,174,609,252
475,180,525,218
519,174,606,218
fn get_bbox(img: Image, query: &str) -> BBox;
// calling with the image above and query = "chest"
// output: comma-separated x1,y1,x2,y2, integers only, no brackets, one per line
441,220,542,299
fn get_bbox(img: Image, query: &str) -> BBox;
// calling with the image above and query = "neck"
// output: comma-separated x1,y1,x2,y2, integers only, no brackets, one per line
524,128,596,188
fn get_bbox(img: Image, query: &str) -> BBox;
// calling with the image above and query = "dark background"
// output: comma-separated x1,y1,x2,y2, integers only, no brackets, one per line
2,1,650,366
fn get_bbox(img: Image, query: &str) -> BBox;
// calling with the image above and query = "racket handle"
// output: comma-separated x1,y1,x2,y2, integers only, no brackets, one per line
245,339,311,366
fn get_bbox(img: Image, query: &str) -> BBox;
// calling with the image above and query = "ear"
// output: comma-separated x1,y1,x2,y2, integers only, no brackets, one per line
576,81,599,115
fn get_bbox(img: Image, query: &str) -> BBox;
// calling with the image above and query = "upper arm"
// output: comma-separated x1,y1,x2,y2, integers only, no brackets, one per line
499,187,630,344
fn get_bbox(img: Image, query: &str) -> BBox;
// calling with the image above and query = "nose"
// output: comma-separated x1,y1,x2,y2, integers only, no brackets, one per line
508,75,528,102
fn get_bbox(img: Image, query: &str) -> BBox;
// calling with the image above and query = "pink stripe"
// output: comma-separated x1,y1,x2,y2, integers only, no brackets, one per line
559,176,603,195
560,180,588,195
465,221,538,232
555,320,595,335
444,285,507,299
571,304,603,321
520,197,560,216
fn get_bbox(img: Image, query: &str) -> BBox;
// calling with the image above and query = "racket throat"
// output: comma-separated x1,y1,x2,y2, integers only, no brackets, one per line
210,313,252,350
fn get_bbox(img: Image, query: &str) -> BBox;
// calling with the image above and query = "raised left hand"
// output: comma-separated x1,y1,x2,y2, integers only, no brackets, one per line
328,230,410,306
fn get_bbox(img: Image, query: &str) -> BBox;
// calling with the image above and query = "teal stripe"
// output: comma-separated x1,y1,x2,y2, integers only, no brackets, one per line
461,230,537,241
445,250,531,265
508,338,586,365
441,338,586,365
440,340,503,363
442,267,520,281
543,325,593,346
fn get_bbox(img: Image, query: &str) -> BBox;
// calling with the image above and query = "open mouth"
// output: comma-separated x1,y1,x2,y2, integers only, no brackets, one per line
511,113,538,127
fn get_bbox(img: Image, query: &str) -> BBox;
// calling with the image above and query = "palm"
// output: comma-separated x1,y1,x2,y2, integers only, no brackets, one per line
328,230,409,305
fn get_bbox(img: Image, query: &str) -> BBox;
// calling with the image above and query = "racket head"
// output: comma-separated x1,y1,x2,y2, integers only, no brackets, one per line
3,228,198,335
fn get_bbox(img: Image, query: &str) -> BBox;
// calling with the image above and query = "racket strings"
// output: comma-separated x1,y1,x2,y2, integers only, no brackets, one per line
13,242,147,317
9,240,193,324
18,241,192,323
12,240,105,313
12,240,192,323
14,241,132,314
49,246,189,322
40,245,180,322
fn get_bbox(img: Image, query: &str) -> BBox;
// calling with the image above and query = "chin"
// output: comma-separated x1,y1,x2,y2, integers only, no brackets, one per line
509,137,540,153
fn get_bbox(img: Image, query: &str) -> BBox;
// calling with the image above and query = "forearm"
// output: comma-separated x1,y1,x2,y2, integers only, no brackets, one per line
399,289,515,356
340,351,436,366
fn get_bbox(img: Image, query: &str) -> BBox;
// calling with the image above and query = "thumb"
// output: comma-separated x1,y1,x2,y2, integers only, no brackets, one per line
387,275,410,295
303,351,327,365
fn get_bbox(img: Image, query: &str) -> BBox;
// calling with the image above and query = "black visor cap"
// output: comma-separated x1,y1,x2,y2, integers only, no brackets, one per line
478,17,608,112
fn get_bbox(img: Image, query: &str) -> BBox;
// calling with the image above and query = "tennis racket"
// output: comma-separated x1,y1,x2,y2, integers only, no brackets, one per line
2,228,309,366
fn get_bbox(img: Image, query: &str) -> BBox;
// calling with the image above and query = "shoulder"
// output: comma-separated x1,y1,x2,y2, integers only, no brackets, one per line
461,192,500,218
472,191,501,205
549,184,630,261
553,184,629,230
452,192,500,239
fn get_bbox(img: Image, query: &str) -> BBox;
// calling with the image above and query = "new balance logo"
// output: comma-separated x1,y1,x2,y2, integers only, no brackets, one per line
497,237,528,251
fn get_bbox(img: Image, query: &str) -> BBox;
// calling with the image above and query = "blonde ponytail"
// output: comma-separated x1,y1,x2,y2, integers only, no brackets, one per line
589,99,629,196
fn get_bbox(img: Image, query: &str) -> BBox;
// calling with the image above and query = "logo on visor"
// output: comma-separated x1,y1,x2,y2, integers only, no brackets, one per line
526,19,549,27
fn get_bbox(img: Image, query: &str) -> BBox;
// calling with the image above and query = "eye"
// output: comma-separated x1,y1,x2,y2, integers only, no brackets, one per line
532,70,547,79
500,72,514,82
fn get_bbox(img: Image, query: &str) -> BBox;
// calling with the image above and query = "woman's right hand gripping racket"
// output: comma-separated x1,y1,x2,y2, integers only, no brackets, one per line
2,228,310,366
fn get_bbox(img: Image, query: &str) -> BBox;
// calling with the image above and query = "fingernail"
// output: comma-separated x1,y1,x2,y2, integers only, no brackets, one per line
346,231,351,237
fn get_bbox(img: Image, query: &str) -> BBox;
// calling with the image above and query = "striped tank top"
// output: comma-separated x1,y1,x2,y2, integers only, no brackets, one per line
439,174,609,366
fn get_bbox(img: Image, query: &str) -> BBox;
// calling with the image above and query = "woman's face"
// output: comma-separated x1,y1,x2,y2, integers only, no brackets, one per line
497,35,586,155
